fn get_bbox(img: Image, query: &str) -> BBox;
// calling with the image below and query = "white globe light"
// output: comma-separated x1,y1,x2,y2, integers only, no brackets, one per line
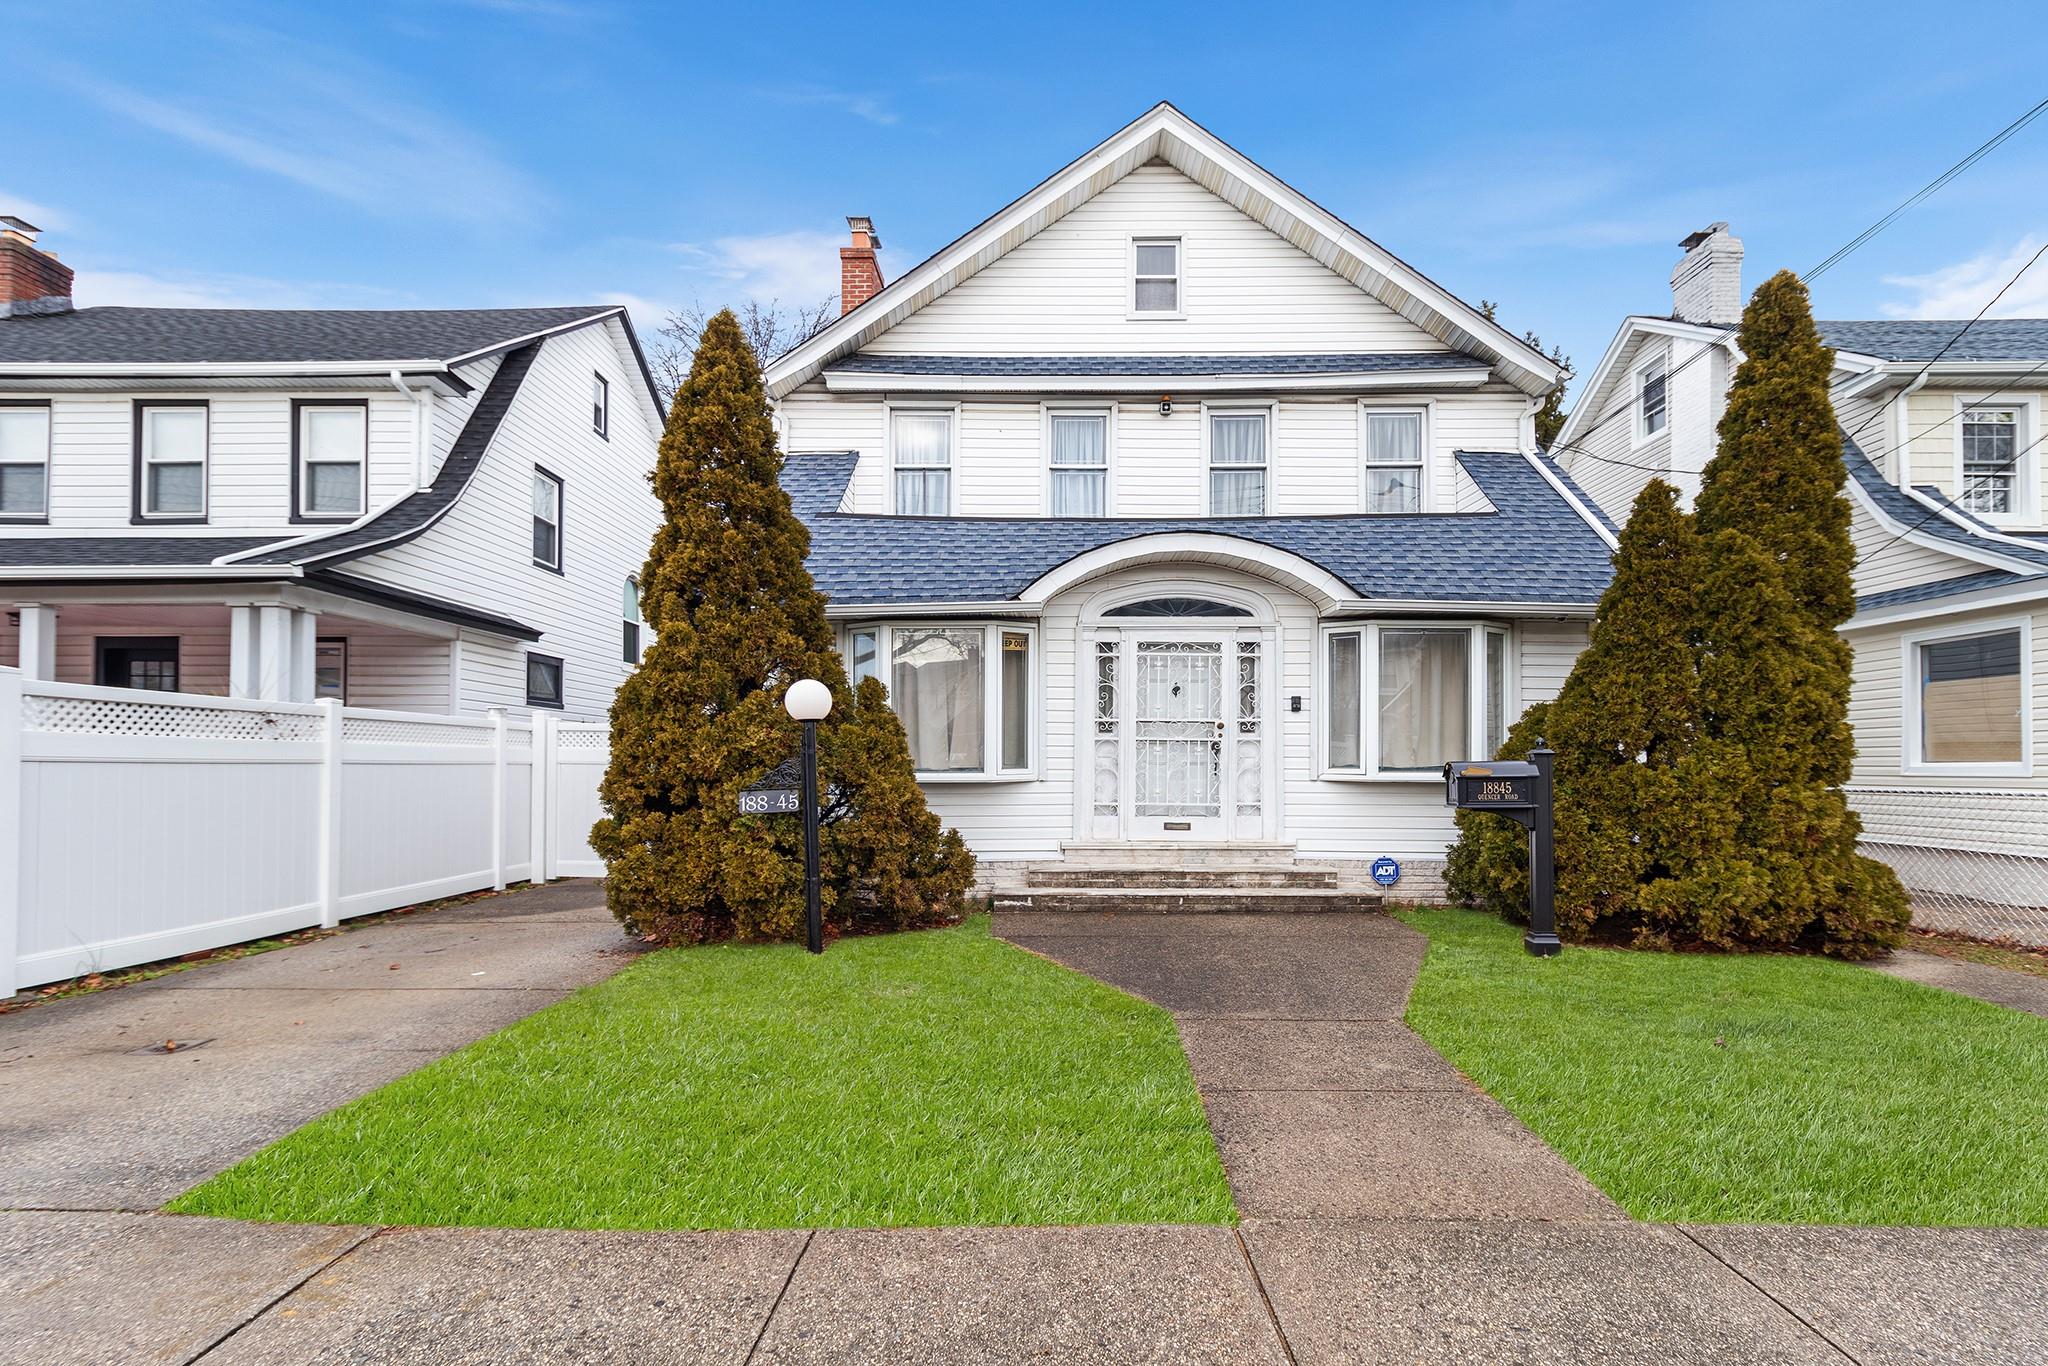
784,677,833,722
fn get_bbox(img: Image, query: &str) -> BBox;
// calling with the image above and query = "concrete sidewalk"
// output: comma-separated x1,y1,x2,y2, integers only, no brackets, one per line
0,880,632,1211
3,1210,2043,1364
1869,948,2048,1019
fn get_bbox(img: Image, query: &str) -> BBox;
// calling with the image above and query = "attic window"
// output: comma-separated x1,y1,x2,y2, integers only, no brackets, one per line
1636,354,1669,442
1132,238,1181,316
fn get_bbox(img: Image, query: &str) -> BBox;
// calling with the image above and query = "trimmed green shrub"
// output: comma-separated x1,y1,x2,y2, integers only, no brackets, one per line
590,310,972,943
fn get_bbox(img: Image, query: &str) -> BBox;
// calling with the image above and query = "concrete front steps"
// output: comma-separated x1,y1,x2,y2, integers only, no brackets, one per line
988,843,1387,914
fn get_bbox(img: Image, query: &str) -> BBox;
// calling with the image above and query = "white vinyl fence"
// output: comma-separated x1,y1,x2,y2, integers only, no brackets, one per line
0,668,611,997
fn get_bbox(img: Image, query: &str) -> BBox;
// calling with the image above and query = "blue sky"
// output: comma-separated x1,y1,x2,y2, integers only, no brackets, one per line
10,0,2048,395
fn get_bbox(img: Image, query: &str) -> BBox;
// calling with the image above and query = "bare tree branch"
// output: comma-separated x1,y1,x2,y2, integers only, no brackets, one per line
646,296,839,407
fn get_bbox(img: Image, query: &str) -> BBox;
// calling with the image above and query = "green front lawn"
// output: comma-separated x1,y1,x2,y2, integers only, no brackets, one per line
171,916,1233,1230
1399,908,2048,1226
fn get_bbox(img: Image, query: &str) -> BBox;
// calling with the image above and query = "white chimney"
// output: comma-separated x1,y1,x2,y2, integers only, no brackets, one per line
1670,222,1743,326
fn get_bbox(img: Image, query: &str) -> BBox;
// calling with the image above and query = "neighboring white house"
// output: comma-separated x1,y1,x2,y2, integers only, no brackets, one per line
1558,225,2048,934
765,104,1617,892
0,216,663,719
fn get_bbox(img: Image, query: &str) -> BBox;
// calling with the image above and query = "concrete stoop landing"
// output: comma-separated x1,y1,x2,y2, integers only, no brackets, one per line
988,842,1388,915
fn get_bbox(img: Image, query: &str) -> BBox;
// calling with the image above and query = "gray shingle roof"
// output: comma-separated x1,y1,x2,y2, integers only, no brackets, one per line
0,306,612,366
238,342,540,567
1843,433,2048,572
1818,319,2048,364
822,352,1488,378
783,451,1615,607
0,535,275,568
1857,568,2045,612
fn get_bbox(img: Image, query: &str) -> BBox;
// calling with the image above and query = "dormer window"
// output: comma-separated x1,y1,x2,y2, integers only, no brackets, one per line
294,400,367,521
1132,237,1182,316
0,401,50,521
1961,404,2019,516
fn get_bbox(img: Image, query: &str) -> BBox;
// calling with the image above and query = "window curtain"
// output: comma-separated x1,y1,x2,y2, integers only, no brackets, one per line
1378,629,1468,770
892,628,984,771
1364,411,1423,513
1049,414,1106,516
1210,414,1266,515
893,412,952,514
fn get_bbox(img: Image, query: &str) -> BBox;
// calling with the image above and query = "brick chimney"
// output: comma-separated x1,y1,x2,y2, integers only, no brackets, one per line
1670,221,1742,326
1,217,75,318
839,216,884,316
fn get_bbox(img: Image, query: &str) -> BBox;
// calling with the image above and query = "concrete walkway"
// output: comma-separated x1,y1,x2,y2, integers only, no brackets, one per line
1869,948,2048,1019
995,909,1619,1221
0,880,631,1211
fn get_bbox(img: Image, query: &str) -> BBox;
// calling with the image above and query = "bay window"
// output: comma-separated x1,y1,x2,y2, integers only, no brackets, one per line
1047,409,1108,516
1362,407,1425,513
1906,621,2029,774
891,407,953,514
1208,409,1268,515
849,623,1035,779
1323,623,1510,777
0,400,50,521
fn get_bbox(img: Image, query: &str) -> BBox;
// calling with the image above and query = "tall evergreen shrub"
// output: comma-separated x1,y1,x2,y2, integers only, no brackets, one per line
590,311,972,943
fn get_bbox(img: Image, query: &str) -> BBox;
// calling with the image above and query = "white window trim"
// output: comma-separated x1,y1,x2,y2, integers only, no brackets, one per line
531,466,564,571
1632,349,1670,448
1128,235,1185,320
592,372,610,439
0,400,51,522
1484,624,1516,759
844,621,1040,782
1952,393,2040,528
1202,401,1275,517
885,400,959,516
1317,621,1495,781
138,402,210,521
1358,398,1434,514
1041,402,1115,517
295,402,368,520
1900,615,2032,778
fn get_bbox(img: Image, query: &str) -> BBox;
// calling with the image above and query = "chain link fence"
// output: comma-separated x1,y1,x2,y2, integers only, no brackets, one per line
1848,786,2048,947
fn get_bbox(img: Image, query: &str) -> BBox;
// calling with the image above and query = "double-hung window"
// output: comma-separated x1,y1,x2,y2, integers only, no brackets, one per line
1907,623,2028,773
532,467,564,571
1960,405,2020,517
1324,624,1505,776
621,578,643,664
294,401,366,520
1132,237,1181,315
854,623,1034,778
592,373,610,438
891,408,953,514
135,402,208,521
0,401,50,520
1636,353,1669,441
1048,409,1108,516
1362,407,1425,513
1208,409,1268,515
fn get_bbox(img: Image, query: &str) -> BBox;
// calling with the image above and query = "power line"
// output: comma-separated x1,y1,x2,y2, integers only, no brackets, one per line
1547,96,2048,476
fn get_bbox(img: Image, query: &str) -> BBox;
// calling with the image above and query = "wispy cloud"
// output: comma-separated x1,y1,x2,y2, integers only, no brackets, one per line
1882,237,2048,318
48,33,544,227
0,189,69,231
70,267,403,310
672,229,864,304
753,83,900,126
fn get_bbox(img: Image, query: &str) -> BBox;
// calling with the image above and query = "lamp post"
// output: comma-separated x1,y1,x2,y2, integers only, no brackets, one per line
784,678,832,954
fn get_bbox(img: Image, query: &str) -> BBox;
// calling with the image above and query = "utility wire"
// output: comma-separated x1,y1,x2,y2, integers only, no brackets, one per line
1545,96,2048,475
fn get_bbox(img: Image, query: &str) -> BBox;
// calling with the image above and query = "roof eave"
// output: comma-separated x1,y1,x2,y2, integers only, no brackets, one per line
817,367,1494,395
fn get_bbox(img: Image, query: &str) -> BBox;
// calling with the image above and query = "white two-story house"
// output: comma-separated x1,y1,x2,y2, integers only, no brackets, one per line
1559,224,2048,932
766,104,1618,893
0,217,663,719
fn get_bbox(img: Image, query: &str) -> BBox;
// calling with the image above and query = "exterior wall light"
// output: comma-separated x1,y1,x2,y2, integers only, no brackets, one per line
1158,395,1174,417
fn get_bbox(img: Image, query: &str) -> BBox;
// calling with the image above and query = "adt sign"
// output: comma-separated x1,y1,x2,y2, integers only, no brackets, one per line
1370,856,1401,888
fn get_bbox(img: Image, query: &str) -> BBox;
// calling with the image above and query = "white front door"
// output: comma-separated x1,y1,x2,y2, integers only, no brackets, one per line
1131,639,1230,839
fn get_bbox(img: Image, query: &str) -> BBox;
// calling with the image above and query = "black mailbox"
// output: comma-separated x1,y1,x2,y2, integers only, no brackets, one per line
1444,760,1540,812
1442,745,1561,959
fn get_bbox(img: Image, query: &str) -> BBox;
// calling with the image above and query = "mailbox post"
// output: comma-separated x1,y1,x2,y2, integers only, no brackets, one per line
1444,740,1560,957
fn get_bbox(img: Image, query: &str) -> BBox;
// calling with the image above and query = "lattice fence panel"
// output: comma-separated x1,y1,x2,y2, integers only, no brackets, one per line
341,716,494,747
556,726,608,751
21,693,325,742
1849,787,2048,946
